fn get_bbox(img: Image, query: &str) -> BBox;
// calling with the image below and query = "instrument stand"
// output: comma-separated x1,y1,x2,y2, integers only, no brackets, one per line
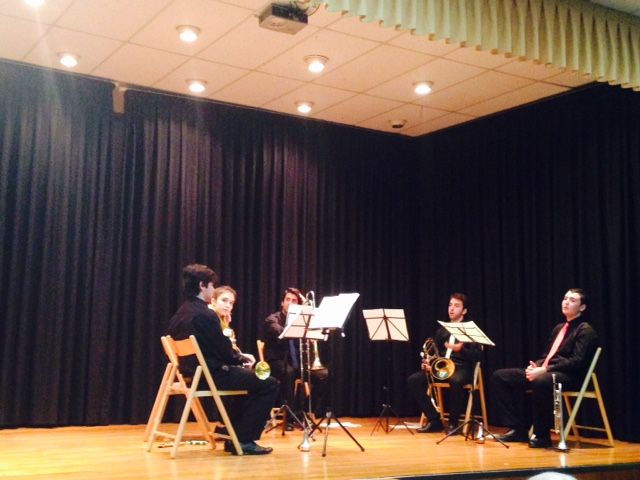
264,402,304,435
363,308,413,435
437,418,509,448
308,407,365,457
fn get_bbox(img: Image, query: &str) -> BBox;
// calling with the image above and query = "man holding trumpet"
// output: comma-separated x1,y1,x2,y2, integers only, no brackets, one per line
491,288,598,448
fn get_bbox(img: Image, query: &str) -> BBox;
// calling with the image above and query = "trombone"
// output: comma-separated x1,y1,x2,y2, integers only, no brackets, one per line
420,337,456,411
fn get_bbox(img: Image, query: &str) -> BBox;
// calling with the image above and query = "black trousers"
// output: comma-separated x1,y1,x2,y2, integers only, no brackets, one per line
270,359,296,406
491,368,579,439
407,363,473,423
212,365,279,443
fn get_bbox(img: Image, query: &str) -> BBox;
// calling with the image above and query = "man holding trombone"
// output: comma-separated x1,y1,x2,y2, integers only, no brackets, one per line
491,288,598,448
407,293,482,433
260,287,329,425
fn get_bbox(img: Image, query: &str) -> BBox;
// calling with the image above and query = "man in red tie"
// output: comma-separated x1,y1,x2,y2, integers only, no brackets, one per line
491,289,598,448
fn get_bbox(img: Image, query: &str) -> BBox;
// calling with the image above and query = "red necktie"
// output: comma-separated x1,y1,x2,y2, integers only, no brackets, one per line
542,322,569,369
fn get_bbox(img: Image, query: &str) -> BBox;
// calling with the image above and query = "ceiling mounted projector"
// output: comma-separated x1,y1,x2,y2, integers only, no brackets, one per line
258,3,308,35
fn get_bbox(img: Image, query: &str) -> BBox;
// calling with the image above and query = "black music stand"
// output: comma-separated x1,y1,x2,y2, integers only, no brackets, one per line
432,321,507,448
305,293,365,456
364,308,414,435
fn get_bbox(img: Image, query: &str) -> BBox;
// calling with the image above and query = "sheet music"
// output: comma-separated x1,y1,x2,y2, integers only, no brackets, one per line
280,303,324,340
437,320,495,346
312,293,360,330
363,308,409,341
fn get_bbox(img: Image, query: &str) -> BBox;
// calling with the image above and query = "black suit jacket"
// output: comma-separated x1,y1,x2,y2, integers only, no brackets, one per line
167,297,244,376
260,310,291,364
535,317,598,378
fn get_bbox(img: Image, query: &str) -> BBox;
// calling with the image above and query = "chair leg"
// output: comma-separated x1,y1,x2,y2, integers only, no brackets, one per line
463,389,474,436
144,363,172,442
592,374,614,447
563,394,581,444
190,397,215,448
477,373,489,427
146,374,174,453
212,394,243,456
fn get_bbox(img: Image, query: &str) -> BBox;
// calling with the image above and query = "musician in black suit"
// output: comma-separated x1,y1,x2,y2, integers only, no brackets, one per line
260,287,329,420
167,264,278,455
407,293,482,434
491,288,598,448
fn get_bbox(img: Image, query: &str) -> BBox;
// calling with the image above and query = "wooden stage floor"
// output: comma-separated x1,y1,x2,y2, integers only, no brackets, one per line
2,418,638,479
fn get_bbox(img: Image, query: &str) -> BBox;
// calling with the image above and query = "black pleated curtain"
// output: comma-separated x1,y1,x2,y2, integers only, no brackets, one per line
1,60,638,442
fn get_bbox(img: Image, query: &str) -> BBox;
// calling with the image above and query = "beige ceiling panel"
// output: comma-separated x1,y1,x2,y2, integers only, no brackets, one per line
258,29,378,81
262,83,355,117
421,71,534,111
0,0,73,24
198,16,318,70
460,82,570,117
496,58,565,80
56,0,172,40
23,26,122,74
368,58,483,102
211,71,303,107
445,46,514,69
327,14,404,42
406,112,476,136
389,32,459,56
358,103,448,133
307,3,344,27
153,58,248,96
222,0,271,9
316,44,432,92
92,44,187,86
314,94,403,125
0,16,47,60
130,0,252,55
546,70,594,88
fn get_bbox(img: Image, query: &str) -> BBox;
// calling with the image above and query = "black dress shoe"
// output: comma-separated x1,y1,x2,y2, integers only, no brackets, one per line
528,436,552,448
495,428,529,442
416,419,444,433
224,440,273,455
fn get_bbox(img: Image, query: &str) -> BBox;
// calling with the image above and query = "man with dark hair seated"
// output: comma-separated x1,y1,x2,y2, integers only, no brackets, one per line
167,264,278,455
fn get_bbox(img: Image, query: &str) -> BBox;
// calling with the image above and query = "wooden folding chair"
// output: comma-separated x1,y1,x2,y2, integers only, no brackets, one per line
421,362,489,435
146,335,248,457
144,336,212,443
562,347,614,446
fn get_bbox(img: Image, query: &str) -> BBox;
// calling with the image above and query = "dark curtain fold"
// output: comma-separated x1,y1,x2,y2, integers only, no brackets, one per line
1,60,638,442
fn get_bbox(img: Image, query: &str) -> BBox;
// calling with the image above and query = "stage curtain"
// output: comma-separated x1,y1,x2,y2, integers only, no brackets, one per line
324,0,640,90
0,60,418,427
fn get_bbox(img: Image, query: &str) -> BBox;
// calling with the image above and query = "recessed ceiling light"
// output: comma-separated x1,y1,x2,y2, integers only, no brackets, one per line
176,25,201,43
296,101,313,114
58,53,78,68
413,81,433,95
24,0,44,7
187,79,207,93
304,55,328,73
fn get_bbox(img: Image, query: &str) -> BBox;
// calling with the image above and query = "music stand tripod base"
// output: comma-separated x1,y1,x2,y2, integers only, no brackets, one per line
309,409,364,457
436,419,509,448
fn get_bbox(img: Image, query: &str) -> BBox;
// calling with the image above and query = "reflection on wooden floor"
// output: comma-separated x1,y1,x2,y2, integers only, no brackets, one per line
2,418,639,480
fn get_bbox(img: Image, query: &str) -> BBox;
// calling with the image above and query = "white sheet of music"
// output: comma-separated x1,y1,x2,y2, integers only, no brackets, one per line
437,320,495,346
313,292,360,330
